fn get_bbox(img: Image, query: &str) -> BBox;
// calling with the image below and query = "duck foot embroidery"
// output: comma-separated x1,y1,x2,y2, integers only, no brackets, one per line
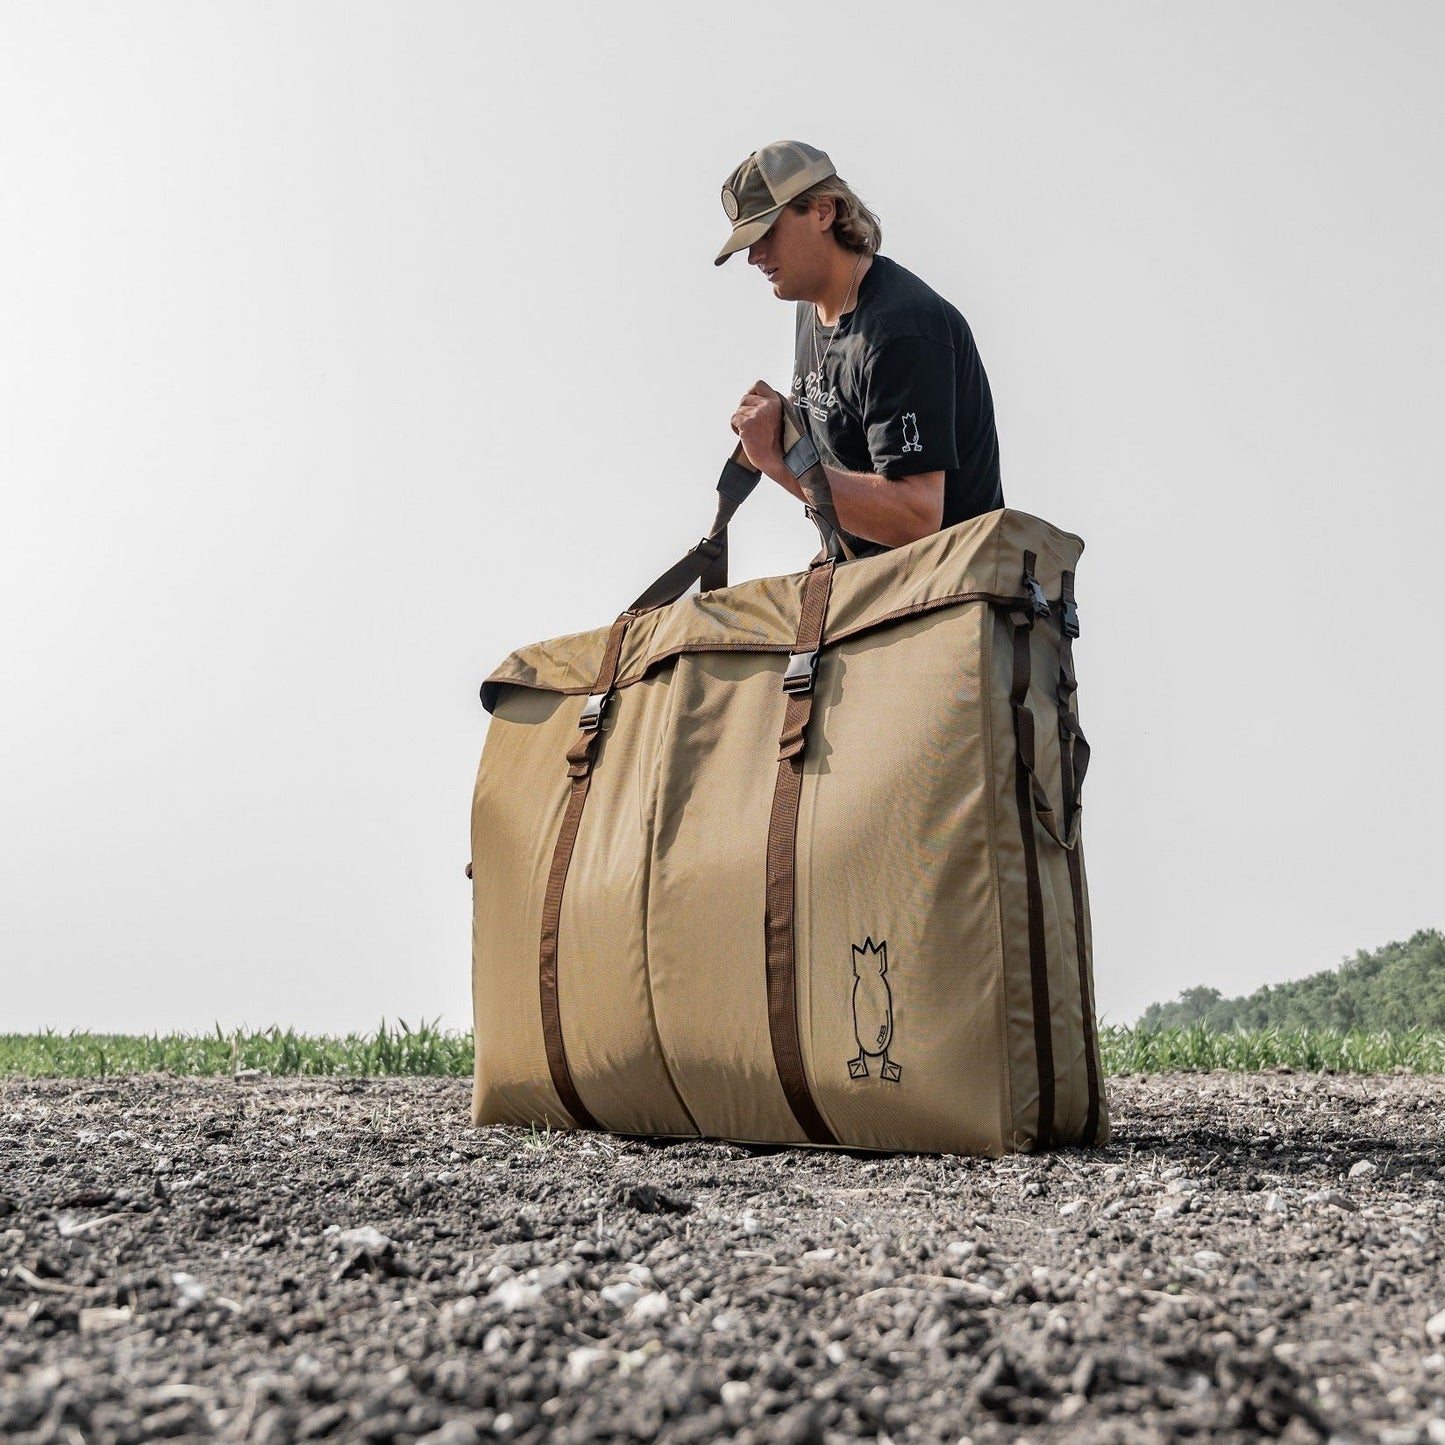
848,1055,869,1080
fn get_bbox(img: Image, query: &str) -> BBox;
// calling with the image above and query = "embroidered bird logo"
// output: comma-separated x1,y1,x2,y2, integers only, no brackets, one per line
900,412,922,453
848,938,903,1083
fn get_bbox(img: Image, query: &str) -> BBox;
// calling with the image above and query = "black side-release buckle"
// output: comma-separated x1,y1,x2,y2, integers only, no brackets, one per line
578,692,610,731
1024,576,1051,620
1061,598,1080,638
782,650,819,694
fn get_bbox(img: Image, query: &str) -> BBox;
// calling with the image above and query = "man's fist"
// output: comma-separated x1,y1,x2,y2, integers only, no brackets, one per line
730,380,784,475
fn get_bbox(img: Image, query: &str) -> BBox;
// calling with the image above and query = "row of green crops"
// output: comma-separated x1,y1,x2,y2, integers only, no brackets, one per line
2,1023,1444,1079
0,1020,473,1079
1098,1022,1445,1075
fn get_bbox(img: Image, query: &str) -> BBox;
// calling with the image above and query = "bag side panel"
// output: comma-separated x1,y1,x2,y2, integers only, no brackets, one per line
556,674,699,1136
1025,626,1110,1147
470,690,575,1128
1026,621,1083,1144
795,606,1008,1155
646,652,809,1145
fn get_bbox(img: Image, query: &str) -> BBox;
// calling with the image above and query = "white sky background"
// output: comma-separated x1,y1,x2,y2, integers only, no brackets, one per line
2,3,1442,1035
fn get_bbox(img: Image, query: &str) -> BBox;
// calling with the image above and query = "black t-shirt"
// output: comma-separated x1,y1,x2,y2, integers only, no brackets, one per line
791,255,1003,534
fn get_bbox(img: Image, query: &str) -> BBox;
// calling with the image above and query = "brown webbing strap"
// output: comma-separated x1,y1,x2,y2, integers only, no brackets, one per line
1009,551,1055,1149
1057,570,1101,1143
763,561,839,1146
629,452,759,614
537,613,631,1131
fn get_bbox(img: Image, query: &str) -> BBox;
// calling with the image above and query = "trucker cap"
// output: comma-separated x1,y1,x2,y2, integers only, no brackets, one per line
715,140,836,266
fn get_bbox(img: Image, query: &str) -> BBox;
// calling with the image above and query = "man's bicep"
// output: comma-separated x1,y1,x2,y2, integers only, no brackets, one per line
863,337,959,479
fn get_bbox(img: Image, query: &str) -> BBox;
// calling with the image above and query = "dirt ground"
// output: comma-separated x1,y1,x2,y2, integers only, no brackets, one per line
2,1072,1444,1445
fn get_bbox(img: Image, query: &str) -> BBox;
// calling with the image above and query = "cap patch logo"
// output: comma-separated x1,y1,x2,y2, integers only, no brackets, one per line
721,187,740,222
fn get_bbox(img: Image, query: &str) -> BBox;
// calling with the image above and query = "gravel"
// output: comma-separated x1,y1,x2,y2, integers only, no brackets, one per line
2,1070,1444,1442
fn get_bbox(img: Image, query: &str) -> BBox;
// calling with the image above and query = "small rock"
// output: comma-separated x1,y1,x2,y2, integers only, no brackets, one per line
601,1282,643,1311
1426,1308,1445,1344
772,1402,825,1445
491,1277,543,1312
1304,1189,1358,1212
720,1381,751,1408
337,1226,394,1254
1348,1160,1378,1180
741,1211,762,1235
1193,1251,1224,1269
172,1273,208,1307
79,1306,133,1334
801,1248,837,1263
492,1413,514,1437
1059,1200,1086,1218
629,1291,669,1322
564,1347,608,1386
618,1184,692,1215
1426,1421,1445,1445
417,1424,481,1445
1265,1192,1288,1214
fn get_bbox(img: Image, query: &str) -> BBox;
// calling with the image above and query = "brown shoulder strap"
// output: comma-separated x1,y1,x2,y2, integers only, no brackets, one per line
1008,551,1055,1149
1057,570,1101,1144
763,560,839,1145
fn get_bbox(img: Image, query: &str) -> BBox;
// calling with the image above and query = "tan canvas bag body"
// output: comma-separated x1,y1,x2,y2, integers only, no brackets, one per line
470,413,1108,1155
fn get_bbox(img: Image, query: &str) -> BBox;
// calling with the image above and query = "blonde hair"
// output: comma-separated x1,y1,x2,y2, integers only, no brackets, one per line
789,175,883,256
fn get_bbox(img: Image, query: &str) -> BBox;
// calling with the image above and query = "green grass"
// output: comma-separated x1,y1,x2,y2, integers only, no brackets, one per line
1099,1022,1445,1075
2,1022,1443,1079
0,1019,472,1079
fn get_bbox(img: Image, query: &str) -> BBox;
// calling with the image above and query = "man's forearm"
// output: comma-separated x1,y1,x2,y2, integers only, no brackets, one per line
763,459,945,549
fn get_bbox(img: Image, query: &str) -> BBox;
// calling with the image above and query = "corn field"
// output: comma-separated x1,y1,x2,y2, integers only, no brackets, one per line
2,1022,1444,1079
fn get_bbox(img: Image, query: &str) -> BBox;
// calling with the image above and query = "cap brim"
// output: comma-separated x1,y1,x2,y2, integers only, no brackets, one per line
713,203,786,266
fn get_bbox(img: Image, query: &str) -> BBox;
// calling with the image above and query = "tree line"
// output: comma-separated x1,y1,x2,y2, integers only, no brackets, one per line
1138,929,1445,1032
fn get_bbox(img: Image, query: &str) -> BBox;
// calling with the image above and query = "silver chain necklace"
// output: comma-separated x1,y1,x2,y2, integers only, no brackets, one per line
811,251,866,383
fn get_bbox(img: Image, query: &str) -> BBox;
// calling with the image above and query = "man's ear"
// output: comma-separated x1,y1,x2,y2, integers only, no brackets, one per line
814,197,836,234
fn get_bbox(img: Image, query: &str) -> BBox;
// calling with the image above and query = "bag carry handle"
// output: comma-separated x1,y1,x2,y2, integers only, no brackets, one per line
626,398,855,616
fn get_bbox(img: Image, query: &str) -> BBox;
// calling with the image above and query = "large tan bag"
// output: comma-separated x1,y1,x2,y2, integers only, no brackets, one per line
470,413,1108,1155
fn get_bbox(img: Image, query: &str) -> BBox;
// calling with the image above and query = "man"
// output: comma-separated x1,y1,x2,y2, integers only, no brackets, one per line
718,140,1002,551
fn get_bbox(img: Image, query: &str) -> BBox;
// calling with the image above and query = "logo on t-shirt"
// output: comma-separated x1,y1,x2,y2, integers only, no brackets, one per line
794,370,837,424
901,412,922,453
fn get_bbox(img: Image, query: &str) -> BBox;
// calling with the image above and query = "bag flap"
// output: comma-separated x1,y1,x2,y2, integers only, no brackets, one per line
481,509,1082,712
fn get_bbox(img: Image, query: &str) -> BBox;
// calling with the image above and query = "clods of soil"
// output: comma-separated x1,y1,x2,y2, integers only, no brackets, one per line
2,1071,1444,1443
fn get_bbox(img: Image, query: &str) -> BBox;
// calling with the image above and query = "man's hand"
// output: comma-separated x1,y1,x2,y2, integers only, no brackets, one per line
730,380,785,476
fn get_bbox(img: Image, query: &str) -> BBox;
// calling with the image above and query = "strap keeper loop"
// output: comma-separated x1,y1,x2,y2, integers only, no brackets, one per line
783,432,820,478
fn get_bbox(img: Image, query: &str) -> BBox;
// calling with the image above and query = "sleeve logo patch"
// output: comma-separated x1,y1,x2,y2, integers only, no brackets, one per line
900,412,922,453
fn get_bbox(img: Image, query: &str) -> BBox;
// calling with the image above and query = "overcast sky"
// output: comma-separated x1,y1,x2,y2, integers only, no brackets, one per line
3,2,1442,1036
